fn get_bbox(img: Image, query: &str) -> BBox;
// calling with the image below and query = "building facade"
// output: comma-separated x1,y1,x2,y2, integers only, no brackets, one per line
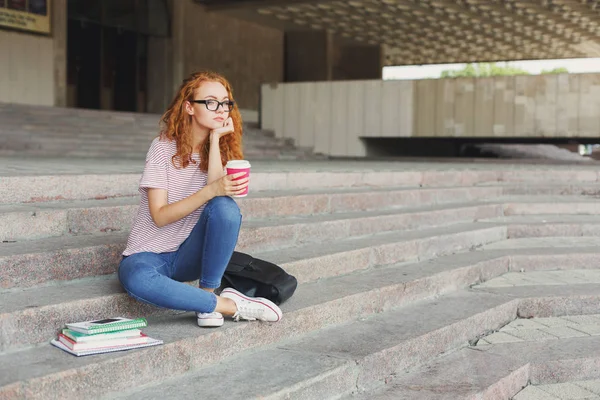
1,0,599,115
0,0,383,114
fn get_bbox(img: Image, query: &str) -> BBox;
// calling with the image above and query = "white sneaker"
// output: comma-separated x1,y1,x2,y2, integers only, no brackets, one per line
197,312,224,327
220,288,282,322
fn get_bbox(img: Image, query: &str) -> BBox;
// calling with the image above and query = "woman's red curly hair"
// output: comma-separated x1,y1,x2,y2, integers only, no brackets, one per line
159,71,243,171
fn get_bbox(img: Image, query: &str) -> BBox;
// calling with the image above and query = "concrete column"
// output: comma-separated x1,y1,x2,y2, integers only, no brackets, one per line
52,0,67,107
333,43,383,81
171,0,185,94
284,29,333,82
147,37,174,113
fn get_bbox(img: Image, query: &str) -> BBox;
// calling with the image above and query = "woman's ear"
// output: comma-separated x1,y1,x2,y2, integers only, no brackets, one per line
184,101,194,116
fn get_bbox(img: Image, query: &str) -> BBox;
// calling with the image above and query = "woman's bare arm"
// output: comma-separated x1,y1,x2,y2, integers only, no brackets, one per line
147,172,248,228
207,131,225,184
147,186,215,228
207,118,235,184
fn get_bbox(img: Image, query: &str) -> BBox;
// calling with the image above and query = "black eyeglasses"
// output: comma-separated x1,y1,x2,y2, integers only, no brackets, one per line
192,99,235,111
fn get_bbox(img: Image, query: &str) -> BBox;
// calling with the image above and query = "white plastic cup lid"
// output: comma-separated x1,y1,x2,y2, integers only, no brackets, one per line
226,160,251,169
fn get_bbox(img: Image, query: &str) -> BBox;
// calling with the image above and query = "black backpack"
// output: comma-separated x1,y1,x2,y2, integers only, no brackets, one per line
222,251,298,305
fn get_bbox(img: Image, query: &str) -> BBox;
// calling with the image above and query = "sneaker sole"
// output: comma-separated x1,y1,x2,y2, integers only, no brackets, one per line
220,288,282,322
197,317,224,328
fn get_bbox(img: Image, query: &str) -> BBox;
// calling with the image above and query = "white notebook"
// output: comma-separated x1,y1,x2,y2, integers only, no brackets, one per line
51,336,163,357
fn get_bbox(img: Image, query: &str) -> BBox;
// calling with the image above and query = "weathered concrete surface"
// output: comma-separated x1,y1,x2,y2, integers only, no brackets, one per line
3,159,600,399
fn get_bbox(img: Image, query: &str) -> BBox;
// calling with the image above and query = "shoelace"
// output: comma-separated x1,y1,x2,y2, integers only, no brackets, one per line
233,302,265,321
232,312,244,322
232,311,257,322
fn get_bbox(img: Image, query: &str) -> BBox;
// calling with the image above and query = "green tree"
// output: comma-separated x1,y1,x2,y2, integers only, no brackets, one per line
440,63,530,78
540,67,569,74
440,63,570,78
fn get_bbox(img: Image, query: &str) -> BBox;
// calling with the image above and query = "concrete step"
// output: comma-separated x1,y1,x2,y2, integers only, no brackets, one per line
0,128,289,151
0,233,127,289
0,169,476,204
499,194,600,202
0,118,263,134
0,218,504,290
5,256,600,399
351,336,600,400
6,205,600,291
0,129,155,146
113,289,518,400
240,185,501,219
64,151,148,159
0,244,506,360
472,275,600,314
482,236,600,251
0,127,155,141
2,233,599,352
0,185,503,241
513,380,600,400
2,157,600,398
0,102,306,159
350,276,600,400
500,183,600,197
238,202,503,253
0,119,158,134
500,195,600,215
58,149,299,160
0,103,256,133
3,164,600,203
4,140,308,161
0,197,139,241
120,284,600,400
481,215,600,238
1,173,142,204
1,126,280,147
0,243,548,397
496,169,600,184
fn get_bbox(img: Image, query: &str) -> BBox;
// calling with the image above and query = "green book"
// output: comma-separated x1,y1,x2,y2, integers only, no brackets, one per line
62,328,142,343
65,317,147,335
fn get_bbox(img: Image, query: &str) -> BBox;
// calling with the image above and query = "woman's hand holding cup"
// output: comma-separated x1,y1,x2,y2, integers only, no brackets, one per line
210,172,249,198
225,160,251,197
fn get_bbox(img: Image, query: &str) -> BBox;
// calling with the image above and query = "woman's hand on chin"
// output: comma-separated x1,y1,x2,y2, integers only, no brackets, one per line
210,117,234,140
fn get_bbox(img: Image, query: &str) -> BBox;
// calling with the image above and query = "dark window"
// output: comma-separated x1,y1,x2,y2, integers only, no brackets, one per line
28,0,47,15
68,0,169,37
7,0,26,11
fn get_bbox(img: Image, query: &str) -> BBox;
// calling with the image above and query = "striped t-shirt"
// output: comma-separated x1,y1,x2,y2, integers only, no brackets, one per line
123,137,208,256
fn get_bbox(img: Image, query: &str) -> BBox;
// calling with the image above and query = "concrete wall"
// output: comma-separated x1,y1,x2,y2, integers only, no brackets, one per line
261,79,413,156
284,31,382,83
52,0,67,107
414,73,600,138
285,30,332,82
1,0,280,113
147,36,174,114
0,0,66,107
261,73,600,156
179,1,284,111
332,43,382,81
0,31,54,106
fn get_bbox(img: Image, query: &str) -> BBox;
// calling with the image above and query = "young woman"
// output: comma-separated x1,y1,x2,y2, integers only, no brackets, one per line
118,71,282,327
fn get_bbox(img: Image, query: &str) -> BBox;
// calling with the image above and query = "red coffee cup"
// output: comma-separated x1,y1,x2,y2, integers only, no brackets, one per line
226,160,251,197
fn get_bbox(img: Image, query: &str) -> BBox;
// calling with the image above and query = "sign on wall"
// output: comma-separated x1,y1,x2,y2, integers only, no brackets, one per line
0,0,51,34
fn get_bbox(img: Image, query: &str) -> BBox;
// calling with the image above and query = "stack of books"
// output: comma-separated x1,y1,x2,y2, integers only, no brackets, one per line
50,317,163,357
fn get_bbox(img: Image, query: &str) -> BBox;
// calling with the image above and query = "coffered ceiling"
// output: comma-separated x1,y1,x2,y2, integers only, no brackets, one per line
197,0,600,66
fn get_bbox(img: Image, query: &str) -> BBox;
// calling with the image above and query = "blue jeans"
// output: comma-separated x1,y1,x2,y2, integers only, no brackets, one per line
118,196,242,313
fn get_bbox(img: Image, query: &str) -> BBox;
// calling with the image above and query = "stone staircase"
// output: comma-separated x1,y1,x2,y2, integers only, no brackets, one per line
0,102,315,160
2,161,600,399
